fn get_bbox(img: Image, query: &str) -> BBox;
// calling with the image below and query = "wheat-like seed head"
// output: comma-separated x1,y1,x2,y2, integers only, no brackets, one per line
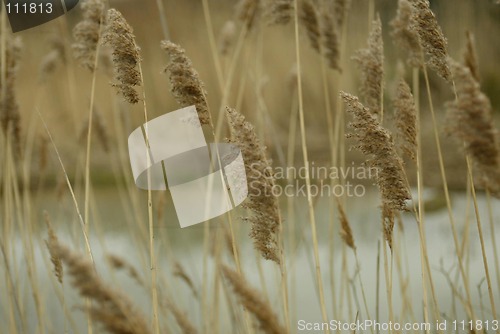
72,0,105,71
49,240,151,334
44,212,63,284
299,0,320,52
337,201,355,249
390,0,422,68
319,1,341,71
226,107,281,263
333,0,351,28
39,37,67,82
342,92,411,211
393,79,418,162
161,40,211,127
412,0,451,80
164,299,199,334
102,9,142,104
446,60,500,197
107,254,145,287
352,15,384,115
222,265,287,334
266,0,294,25
0,34,22,155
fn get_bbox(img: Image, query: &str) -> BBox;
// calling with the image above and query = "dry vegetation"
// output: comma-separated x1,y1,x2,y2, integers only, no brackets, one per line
1,0,500,333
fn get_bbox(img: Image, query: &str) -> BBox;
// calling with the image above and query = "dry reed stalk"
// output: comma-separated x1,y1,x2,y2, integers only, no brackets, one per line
72,0,105,71
0,34,22,154
293,0,329,327
319,2,341,71
390,0,422,68
352,15,384,116
218,21,237,56
299,0,320,52
107,254,145,287
465,156,498,322
226,107,281,263
102,9,141,104
44,212,63,284
411,0,451,81
463,31,480,82
39,37,66,81
221,265,286,334
446,60,500,197
161,41,211,126
48,240,151,334
393,79,417,162
266,0,294,25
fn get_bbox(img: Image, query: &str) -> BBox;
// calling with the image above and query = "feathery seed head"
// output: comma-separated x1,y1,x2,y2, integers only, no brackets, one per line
411,0,451,80
342,92,411,211
161,40,211,126
299,0,320,52
226,107,281,263
352,15,384,115
446,60,500,197
102,9,142,104
393,79,418,161
72,0,105,71
390,0,422,68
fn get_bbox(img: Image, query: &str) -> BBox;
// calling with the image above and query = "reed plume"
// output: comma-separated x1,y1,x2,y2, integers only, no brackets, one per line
341,92,411,211
236,0,261,29
48,239,151,334
218,21,237,56
337,200,355,250
463,31,480,82
0,35,22,153
393,79,417,161
319,1,341,71
222,265,286,334
390,0,422,68
352,15,384,115
446,60,500,197
411,0,451,80
107,254,144,287
333,0,351,29
165,300,198,334
299,0,320,52
226,107,281,263
72,0,105,71
161,41,211,126
266,0,294,25
39,37,67,81
173,262,199,298
44,212,63,284
102,9,142,104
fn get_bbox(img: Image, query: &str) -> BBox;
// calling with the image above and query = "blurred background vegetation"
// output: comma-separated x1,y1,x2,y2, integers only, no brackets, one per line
11,0,500,189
